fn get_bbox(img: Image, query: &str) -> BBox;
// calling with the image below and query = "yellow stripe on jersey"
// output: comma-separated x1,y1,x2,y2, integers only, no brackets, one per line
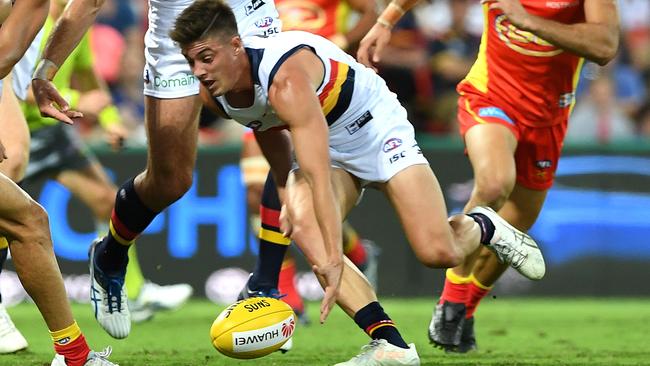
464,3,490,94
569,58,585,114
335,2,350,35
320,61,350,116
0,237,7,249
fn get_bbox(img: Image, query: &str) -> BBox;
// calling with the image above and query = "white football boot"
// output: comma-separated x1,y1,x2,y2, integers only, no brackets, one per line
51,346,119,366
130,281,193,323
470,206,546,280
89,240,131,339
278,337,293,353
334,339,420,366
0,303,28,353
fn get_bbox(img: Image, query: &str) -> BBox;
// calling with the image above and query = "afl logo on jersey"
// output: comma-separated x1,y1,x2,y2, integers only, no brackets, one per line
494,15,563,57
383,138,403,153
255,17,274,28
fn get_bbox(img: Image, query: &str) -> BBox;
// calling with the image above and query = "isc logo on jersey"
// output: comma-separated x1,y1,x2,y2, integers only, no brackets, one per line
210,297,295,359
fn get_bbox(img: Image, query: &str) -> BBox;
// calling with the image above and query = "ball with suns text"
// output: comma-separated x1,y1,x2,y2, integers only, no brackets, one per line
210,297,295,359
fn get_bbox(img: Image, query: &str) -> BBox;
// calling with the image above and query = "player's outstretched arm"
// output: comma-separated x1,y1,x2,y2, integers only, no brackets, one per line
32,0,107,123
269,50,343,324
0,0,49,79
357,0,419,69
484,0,619,65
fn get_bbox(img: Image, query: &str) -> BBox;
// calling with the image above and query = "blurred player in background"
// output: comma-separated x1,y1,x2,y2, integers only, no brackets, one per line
17,0,193,325
276,0,377,51
358,0,620,353
32,0,283,340
175,1,544,363
240,0,379,323
0,0,117,364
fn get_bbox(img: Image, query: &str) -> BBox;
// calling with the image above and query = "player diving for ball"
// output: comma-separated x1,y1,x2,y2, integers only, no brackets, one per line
173,1,546,364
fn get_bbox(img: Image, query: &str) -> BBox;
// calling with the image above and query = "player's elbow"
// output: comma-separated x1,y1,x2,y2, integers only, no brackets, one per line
592,47,617,66
591,35,619,66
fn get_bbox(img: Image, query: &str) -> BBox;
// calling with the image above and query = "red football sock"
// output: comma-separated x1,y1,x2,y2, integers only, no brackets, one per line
465,275,493,318
278,258,304,314
51,322,90,366
439,269,471,304
342,224,367,268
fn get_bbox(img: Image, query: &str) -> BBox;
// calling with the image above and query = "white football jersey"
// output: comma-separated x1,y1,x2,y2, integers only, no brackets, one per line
215,31,393,133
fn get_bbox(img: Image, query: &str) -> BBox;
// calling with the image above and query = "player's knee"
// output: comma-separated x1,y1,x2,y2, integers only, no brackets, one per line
415,241,462,268
150,168,193,205
473,177,513,208
18,202,52,247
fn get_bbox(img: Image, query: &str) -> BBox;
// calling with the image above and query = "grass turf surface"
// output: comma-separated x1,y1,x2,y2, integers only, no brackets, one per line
2,298,650,365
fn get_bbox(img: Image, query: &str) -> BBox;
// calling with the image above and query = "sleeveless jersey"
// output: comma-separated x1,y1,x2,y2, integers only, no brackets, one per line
459,1,586,127
214,31,391,132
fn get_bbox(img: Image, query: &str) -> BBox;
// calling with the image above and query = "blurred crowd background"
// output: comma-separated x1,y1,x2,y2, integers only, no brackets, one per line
81,0,650,147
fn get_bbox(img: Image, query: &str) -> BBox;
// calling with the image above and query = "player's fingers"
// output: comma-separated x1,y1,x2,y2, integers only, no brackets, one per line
356,43,370,65
41,105,75,124
372,42,385,64
64,109,84,119
319,287,335,324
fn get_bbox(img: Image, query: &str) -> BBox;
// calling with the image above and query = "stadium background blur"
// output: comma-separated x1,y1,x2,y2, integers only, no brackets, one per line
2,0,650,305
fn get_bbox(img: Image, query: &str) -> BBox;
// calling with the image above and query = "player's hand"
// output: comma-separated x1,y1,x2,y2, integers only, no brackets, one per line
32,79,83,124
312,259,343,324
105,124,128,151
357,23,393,71
280,204,293,237
481,0,532,31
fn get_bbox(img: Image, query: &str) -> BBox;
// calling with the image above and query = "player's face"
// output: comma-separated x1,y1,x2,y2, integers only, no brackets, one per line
183,36,242,97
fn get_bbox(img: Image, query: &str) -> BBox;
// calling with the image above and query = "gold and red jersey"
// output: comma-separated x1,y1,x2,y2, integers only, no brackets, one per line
459,0,586,128
275,0,350,39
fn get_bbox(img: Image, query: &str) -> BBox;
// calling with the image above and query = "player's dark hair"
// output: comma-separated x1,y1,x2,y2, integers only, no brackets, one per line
170,0,239,47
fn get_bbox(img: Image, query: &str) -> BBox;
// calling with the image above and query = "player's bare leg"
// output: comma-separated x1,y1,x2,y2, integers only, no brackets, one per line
0,75,31,353
285,168,377,317
89,95,201,339
380,164,481,268
0,175,116,365
432,123,541,352
454,123,518,275
285,168,419,365
56,163,115,223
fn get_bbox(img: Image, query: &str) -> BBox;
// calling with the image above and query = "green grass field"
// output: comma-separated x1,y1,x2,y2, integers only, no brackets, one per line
2,298,650,365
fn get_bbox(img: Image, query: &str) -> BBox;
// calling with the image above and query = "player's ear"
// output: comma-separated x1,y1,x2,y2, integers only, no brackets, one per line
231,36,243,54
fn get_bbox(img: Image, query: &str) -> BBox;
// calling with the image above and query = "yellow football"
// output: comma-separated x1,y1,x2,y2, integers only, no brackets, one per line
210,297,296,359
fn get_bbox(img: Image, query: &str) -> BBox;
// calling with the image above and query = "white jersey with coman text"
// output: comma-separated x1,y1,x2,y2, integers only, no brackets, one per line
214,31,428,184
143,0,282,98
